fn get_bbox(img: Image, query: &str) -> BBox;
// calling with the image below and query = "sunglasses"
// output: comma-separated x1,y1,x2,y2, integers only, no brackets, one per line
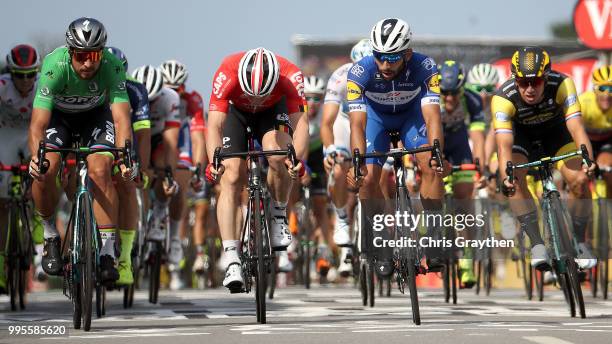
11,70,37,79
71,49,103,63
305,95,322,102
595,84,612,93
373,51,404,63
441,89,460,96
472,84,495,94
515,77,545,88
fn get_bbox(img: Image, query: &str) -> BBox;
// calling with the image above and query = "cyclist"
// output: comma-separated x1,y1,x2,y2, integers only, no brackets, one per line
493,46,597,270
438,60,486,288
106,47,151,286
205,47,308,291
321,38,372,276
0,44,40,293
466,63,500,172
579,65,611,197
159,59,207,290
347,18,445,275
28,17,134,283
131,65,187,289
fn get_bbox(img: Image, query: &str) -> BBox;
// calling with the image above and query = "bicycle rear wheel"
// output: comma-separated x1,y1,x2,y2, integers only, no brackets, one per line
149,242,162,304
360,261,367,306
367,262,375,307
407,262,421,325
254,190,267,324
79,196,94,331
566,258,586,318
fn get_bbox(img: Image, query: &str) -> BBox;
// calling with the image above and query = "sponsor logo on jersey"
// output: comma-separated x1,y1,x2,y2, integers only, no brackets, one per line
495,111,510,122
422,58,435,71
290,71,305,98
348,103,366,112
55,95,103,108
88,81,99,93
213,72,228,98
40,87,50,97
427,74,440,94
346,81,362,101
350,64,365,78
117,81,126,91
365,87,421,105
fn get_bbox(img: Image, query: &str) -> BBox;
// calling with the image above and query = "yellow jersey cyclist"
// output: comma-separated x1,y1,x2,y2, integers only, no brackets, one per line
579,65,611,197
0,44,40,293
28,17,134,283
493,46,597,270
438,60,487,288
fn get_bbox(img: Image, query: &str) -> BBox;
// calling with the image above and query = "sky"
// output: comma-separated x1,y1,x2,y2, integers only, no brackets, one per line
0,0,578,101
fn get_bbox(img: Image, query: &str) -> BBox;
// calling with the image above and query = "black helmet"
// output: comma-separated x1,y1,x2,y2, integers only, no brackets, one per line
511,46,551,78
66,17,107,50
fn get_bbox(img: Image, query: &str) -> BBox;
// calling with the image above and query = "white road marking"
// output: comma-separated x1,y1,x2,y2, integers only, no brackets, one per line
523,336,575,344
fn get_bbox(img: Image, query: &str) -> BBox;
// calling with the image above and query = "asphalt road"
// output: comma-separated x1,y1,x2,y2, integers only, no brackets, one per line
1,285,611,344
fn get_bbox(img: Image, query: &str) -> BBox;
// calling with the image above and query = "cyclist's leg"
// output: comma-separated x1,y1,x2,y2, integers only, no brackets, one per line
115,176,137,285
33,113,67,275
217,106,248,288
259,100,296,251
83,108,121,282
594,143,612,198
192,184,211,273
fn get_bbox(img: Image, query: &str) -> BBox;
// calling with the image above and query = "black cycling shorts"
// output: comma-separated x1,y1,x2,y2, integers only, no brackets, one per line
512,121,574,161
221,97,293,155
45,105,116,150
592,139,612,156
307,147,327,195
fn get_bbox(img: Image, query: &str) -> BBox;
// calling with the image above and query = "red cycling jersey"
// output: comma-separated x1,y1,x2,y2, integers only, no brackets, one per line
208,52,306,114
179,86,206,132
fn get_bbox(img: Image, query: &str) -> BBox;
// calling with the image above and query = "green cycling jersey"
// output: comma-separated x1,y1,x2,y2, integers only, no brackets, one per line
33,47,128,113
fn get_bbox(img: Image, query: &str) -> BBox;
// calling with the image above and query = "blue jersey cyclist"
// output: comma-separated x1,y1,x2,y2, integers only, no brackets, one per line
347,18,446,275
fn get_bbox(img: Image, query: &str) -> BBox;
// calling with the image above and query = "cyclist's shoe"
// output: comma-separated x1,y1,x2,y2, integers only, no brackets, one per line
33,250,48,282
530,244,551,271
458,259,476,289
223,262,244,292
333,215,351,247
575,243,597,270
168,239,184,266
426,257,445,272
270,216,292,251
338,247,352,277
543,271,557,285
42,237,63,275
316,257,331,277
116,260,134,285
147,227,165,242
192,254,209,274
169,270,183,291
374,259,394,278
100,255,120,283
277,251,293,273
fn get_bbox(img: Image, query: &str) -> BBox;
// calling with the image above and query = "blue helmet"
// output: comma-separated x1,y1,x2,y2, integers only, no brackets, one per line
106,46,128,71
439,60,466,93
350,39,373,63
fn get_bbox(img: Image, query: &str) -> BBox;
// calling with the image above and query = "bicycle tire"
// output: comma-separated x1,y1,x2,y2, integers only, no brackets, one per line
484,258,493,296
559,271,576,317
80,196,94,331
360,262,367,306
96,285,103,318
7,204,18,311
598,198,609,300
443,259,450,303
451,260,458,304
149,242,162,304
602,259,609,300
590,267,598,298
367,262,375,307
72,273,82,329
268,255,277,300
475,260,482,295
407,262,421,325
566,258,586,318
254,190,267,324
535,269,544,301
18,203,32,310
9,259,18,311
304,240,311,290
386,277,391,297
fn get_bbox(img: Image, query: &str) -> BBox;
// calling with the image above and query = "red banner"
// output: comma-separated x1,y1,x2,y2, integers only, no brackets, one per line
574,0,612,50
491,58,599,94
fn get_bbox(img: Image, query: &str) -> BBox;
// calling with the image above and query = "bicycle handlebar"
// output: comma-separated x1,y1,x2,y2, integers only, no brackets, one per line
213,144,298,171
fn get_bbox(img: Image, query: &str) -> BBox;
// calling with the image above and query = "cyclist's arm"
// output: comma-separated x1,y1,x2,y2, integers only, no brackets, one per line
320,103,339,148
466,90,486,168
191,129,206,167
162,125,179,171
135,128,151,170
346,76,367,153
484,129,496,171
110,102,132,149
422,72,443,149
349,110,367,154
188,92,207,167
558,77,594,161
290,111,309,160
491,94,515,179
28,107,51,157
206,110,226,163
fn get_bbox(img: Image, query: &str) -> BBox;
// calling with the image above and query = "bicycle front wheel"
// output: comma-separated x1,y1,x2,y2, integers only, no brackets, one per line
79,195,95,331
253,190,267,324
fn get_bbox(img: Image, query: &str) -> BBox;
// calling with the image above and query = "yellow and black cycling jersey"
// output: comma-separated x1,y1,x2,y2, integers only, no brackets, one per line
578,90,611,142
491,71,581,133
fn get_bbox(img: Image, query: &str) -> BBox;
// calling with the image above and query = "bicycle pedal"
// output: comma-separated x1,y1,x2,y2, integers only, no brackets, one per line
229,287,246,294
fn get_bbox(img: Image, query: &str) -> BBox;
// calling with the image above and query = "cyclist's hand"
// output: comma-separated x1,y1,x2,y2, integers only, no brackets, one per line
502,176,515,197
285,159,304,180
191,173,204,191
475,174,487,189
120,161,138,181
347,164,367,189
162,178,179,196
429,155,444,175
323,155,335,173
583,160,597,177
205,163,224,184
28,157,45,181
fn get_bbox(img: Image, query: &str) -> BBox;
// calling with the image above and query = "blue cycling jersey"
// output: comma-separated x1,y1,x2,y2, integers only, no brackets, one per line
346,53,440,114
126,78,151,129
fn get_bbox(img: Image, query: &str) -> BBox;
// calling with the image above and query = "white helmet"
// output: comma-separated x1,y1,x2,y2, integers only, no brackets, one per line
467,63,499,87
370,18,412,53
304,75,326,95
350,39,373,63
132,65,163,101
160,59,188,88
238,47,280,97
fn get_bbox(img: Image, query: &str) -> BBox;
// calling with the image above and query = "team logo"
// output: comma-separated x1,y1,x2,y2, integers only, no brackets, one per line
117,81,126,91
88,81,99,93
495,111,510,122
427,74,441,94
350,64,365,78
40,87,50,96
346,81,362,101
421,57,435,71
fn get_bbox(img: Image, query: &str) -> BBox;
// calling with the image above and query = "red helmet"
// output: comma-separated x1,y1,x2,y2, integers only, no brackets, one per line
6,44,40,71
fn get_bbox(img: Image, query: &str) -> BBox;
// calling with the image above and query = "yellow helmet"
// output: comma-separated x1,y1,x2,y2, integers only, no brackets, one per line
592,65,612,86
510,46,550,78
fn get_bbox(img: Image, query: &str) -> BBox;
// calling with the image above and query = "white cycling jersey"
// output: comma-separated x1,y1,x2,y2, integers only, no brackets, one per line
149,87,181,136
324,63,352,155
0,73,36,197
